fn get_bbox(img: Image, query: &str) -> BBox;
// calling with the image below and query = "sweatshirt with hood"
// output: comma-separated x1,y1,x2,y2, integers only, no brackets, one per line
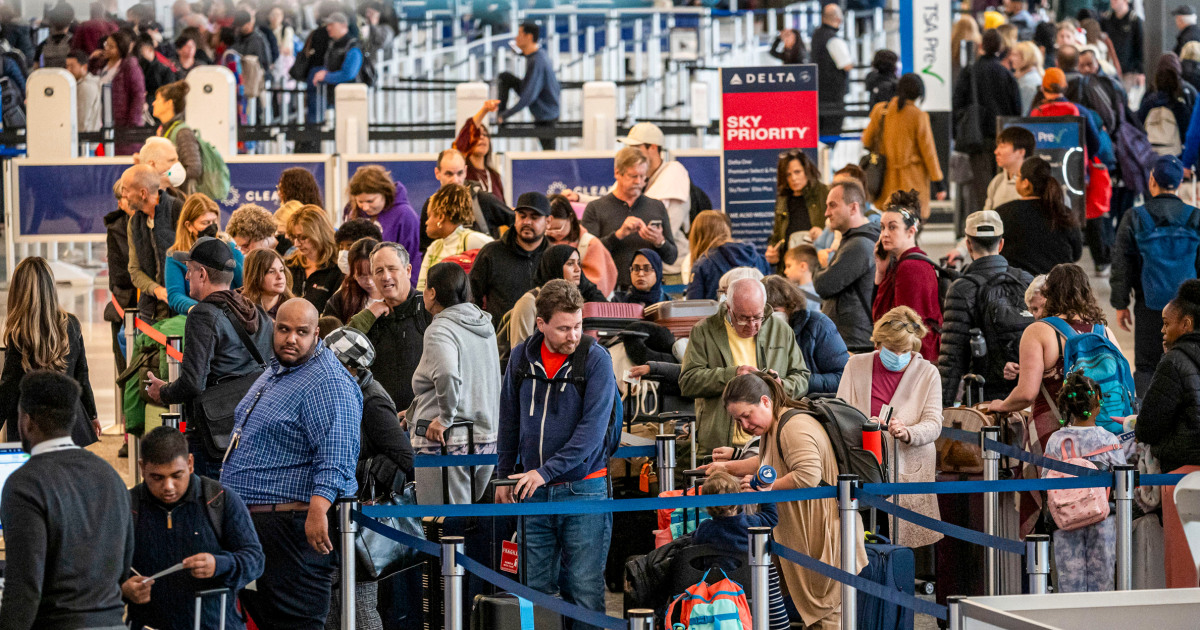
686,241,773,301
813,221,881,350
407,302,501,449
497,330,618,485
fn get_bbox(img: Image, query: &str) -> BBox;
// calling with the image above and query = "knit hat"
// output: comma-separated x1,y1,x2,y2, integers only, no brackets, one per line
325,326,376,369
1043,67,1068,93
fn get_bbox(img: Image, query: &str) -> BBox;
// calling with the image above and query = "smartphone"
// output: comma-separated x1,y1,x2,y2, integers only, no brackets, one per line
875,240,887,260
648,219,663,230
414,418,434,437
879,404,894,428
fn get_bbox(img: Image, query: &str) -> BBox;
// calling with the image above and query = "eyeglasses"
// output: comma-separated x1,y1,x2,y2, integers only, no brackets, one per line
290,233,310,243
882,319,921,333
728,312,765,327
630,264,655,274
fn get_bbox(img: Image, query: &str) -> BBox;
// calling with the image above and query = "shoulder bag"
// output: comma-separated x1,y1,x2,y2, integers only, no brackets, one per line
355,459,425,581
859,107,888,199
954,65,986,154
194,307,267,460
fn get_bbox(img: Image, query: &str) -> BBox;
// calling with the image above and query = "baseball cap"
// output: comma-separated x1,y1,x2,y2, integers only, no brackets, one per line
1173,5,1195,16
1042,67,1067,93
325,326,376,369
618,122,665,147
1152,155,1185,190
323,11,349,25
232,10,253,28
965,210,1004,237
514,191,552,216
982,10,1006,30
172,236,236,271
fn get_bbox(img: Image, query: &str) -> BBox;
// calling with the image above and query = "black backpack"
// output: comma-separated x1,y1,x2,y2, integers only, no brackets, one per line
130,476,227,540
776,399,887,485
899,251,961,315
965,269,1034,389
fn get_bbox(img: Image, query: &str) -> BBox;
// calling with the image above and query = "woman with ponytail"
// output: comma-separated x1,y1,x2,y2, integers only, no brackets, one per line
994,156,1084,275
860,72,945,218
1137,279,1200,474
720,372,866,629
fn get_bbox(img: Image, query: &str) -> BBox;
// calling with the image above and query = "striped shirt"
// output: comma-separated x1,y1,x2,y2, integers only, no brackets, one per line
222,344,362,505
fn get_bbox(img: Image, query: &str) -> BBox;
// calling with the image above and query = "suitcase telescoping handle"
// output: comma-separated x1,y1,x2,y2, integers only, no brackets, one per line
438,420,478,504
491,478,526,584
659,411,698,470
194,587,231,630
682,469,707,531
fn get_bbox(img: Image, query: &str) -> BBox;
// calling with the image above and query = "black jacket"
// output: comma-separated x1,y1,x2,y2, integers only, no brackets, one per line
0,314,98,447
1137,332,1200,473
953,54,1022,151
812,24,847,103
1111,194,1200,310
357,369,415,496
356,293,432,412
866,69,897,111
104,209,136,323
1102,9,1144,74
995,199,1084,276
813,222,880,350
130,192,184,322
290,263,344,314
937,254,1033,406
158,302,273,413
1176,24,1200,57
469,229,548,323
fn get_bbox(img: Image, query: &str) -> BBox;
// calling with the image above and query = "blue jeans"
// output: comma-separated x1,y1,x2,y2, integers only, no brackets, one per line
520,476,612,630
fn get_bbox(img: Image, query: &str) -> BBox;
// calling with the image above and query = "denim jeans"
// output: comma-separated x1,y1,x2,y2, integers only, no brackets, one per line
520,476,612,630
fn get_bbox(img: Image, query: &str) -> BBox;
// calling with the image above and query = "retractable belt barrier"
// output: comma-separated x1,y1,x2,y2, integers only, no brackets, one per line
110,296,183,362
411,445,657,469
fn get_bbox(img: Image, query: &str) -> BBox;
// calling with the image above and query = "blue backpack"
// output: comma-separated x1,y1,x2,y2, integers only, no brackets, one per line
1134,205,1200,310
1043,317,1136,434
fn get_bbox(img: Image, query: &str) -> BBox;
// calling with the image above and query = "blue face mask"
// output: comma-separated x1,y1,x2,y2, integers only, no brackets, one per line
879,346,912,372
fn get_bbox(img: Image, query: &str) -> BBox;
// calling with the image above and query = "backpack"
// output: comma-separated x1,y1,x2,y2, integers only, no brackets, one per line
166,121,231,202
38,32,72,68
241,54,266,99
1086,156,1112,220
665,569,753,630
1145,105,1183,156
510,334,625,462
0,39,27,76
898,252,960,314
1045,436,1120,531
442,231,482,275
777,401,886,485
963,269,1034,389
0,76,24,129
359,51,377,87
130,476,227,540
1133,205,1200,310
1113,108,1158,195
1042,317,1136,434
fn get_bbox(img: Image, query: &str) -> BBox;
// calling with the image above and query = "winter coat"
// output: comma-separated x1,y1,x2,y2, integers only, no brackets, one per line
128,193,185,322
953,53,1022,152
109,56,146,155
786,309,847,394
104,209,136,322
686,241,772,301
356,369,414,492
770,181,829,249
1137,332,1200,474
861,99,944,218
872,246,942,362
469,228,548,323
345,182,423,284
813,222,881,350
678,304,810,455
865,69,897,111
1111,194,1200,310
0,314,99,447
347,292,432,412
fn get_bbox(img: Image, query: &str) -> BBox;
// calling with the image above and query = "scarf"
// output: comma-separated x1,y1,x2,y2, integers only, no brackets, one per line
203,289,260,334
624,248,665,305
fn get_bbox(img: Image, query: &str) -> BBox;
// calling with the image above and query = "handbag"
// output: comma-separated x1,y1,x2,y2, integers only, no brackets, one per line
859,107,887,199
356,460,425,581
194,307,266,460
954,65,986,154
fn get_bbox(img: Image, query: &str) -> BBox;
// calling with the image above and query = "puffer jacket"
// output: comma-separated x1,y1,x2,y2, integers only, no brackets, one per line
813,221,881,350
1136,332,1200,474
786,309,847,394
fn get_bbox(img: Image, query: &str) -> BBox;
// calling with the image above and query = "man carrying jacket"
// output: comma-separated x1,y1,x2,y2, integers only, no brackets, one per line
497,279,618,630
813,180,881,350
679,278,809,456
122,427,264,630
470,191,550,323
938,211,1033,406
1112,156,1200,396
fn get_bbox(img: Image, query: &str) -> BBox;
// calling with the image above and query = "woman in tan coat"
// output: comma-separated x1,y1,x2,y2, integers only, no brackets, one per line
860,73,946,219
837,306,944,548
722,372,867,629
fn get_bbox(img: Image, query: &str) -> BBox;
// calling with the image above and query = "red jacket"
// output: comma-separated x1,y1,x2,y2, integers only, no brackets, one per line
872,246,942,362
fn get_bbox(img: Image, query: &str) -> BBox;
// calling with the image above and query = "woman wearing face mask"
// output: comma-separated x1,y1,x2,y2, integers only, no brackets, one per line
836,306,943,547
417,183,493,291
153,80,202,194
323,237,384,323
872,190,942,362
506,245,607,353
241,248,293,320
720,372,866,629
766,150,827,270
612,249,666,306
286,204,344,313
345,165,423,283
164,193,245,316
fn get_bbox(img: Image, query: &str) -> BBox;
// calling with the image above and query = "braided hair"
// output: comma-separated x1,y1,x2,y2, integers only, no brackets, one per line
1055,369,1101,426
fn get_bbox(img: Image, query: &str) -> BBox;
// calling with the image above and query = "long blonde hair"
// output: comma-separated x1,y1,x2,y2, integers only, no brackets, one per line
285,204,337,268
689,210,732,262
172,193,220,253
4,257,70,372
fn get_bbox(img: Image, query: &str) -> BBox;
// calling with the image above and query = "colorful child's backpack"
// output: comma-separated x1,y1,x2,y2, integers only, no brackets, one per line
665,568,753,629
1046,436,1120,531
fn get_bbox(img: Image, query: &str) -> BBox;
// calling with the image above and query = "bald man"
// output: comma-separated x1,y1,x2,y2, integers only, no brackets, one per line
680,276,810,456
813,4,853,140
221,298,362,628
135,137,186,198
122,163,184,321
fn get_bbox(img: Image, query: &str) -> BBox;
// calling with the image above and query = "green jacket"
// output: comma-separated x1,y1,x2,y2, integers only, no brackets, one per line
678,306,810,454
769,181,829,248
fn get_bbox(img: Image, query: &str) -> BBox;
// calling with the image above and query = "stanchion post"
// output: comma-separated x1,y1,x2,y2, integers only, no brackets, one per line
442,535,465,630
1025,533,1050,594
1114,464,1137,591
124,310,139,484
656,434,676,493
338,498,358,630
981,425,1001,595
166,336,183,416
748,527,772,630
161,412,182,432
946,596,963,630
626,609,654,630
837,474,858,630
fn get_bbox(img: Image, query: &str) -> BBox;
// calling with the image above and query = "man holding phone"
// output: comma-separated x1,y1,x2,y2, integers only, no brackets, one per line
582,147,678,289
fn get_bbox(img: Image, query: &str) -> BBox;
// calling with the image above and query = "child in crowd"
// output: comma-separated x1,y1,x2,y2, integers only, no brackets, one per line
692,471,790,630
783,244,822,312
1041,370,1126,593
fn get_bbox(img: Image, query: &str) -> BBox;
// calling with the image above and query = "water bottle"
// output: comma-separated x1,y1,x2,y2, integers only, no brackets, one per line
969,327,987,358
750,465,777,490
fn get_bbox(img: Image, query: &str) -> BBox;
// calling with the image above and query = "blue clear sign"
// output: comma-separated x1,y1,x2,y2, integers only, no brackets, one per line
220,161,326,214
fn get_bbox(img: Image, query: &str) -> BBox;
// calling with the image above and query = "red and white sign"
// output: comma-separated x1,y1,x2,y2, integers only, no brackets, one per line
500,540,520,574
721,91,819,151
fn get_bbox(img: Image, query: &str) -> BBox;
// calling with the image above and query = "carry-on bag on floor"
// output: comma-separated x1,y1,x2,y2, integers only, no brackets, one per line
935,375,1026,475
414,420,482,506
932,472,1022,613
644,299,718,339
583,302,644,338
857,533,915,630
193,587,232,630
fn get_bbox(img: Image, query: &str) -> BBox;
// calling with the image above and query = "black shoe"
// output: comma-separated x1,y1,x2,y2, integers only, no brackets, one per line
118,443,128,458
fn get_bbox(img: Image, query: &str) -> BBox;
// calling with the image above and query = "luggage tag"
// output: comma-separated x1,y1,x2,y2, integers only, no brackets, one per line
1119,430,1136,444
500,536,519,574
639,462,652,493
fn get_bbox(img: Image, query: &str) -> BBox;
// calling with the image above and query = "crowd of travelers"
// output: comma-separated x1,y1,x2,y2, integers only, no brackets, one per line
4,1,1200,629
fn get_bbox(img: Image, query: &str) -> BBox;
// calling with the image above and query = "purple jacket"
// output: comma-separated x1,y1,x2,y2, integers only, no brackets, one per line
345,182,423,284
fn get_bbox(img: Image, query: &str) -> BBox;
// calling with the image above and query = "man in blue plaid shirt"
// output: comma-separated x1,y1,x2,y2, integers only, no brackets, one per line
221,298,362,628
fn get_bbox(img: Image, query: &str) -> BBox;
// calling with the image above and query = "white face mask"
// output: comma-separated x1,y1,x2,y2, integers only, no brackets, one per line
165,162,186,188
337,249,350,275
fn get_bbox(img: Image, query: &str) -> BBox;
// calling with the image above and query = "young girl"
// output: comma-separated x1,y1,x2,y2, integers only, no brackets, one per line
1041,370,1127,593
692,471,789,630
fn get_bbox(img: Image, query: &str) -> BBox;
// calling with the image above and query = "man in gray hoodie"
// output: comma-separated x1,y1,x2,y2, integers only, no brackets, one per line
407,262,501,504
813,181,881,350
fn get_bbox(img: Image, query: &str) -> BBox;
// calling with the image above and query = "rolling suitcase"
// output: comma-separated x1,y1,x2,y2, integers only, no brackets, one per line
582,302,644,338
857,533,915,630
643,299,718,339
193,588,231,630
